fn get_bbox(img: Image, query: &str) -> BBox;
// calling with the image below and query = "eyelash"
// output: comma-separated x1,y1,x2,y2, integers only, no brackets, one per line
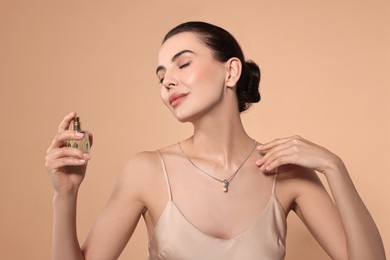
158,62,191,84
179,62,190,69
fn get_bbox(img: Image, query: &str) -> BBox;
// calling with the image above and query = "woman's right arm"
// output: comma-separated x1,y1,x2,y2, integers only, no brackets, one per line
45,112,91,260
46,113,148,260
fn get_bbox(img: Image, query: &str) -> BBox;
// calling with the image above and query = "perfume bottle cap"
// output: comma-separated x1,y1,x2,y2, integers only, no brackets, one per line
73,117,81,132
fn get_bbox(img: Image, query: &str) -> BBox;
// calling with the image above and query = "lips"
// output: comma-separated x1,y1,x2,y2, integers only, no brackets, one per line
169,93,188,106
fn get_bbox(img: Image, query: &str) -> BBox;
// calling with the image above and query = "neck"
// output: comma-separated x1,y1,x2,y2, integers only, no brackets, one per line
185,106,255,169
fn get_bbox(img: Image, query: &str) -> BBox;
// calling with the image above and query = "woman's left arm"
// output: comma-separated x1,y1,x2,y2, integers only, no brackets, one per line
256,135,386,260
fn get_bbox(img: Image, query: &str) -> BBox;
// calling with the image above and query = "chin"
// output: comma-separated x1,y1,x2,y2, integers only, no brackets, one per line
173,112,192,123
171,107,199,123
171,101,219,124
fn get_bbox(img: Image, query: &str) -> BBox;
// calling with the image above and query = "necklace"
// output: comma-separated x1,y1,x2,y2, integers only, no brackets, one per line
178,139,257,193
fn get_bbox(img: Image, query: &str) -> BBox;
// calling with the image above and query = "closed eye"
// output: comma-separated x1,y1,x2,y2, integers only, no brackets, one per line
179,63,190,69
157,62,190,84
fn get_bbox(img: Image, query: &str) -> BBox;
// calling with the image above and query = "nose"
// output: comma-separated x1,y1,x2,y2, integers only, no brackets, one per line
162,72,178,89
162,80,178,89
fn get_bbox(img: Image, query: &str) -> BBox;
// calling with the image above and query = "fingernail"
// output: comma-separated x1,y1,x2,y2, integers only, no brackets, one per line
75,132,84,138
256,159,263,166
79,159,86,164
83,153,91,159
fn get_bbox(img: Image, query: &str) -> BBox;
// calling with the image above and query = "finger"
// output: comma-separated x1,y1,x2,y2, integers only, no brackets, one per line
50,146,91,161
257,136,298,151
48,130,85,150
48,157,89,170
262,154,296,173
256,139,298,166
259,145,300,172
257,144,298,171
45,149,91,170
88,132,94,147
57,112,77,133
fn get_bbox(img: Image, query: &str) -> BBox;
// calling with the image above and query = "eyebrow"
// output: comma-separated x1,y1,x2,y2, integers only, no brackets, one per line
155,49,195,75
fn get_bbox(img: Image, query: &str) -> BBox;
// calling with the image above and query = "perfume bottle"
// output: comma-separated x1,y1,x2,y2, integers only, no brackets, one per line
67,117,90,153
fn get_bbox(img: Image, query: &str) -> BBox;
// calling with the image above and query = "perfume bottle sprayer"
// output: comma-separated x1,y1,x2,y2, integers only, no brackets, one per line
67,117,90,153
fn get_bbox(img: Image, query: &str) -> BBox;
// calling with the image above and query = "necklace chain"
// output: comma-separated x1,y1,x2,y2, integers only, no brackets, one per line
178,139,257,192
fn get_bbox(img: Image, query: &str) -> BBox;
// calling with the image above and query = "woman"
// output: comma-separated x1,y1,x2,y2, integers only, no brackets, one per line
45,21,386,259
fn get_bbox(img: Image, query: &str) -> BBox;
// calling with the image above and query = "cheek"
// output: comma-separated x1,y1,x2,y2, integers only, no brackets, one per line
194,68,226,97
160,87,170,107
184,65,223,88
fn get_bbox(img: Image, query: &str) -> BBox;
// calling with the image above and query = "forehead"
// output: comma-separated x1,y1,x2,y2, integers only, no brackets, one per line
158,32,209,63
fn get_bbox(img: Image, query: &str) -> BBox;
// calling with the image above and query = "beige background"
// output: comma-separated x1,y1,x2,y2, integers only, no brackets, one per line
1,0,389,259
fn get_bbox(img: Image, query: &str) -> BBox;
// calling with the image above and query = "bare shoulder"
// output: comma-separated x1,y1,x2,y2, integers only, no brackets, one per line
121,144,178,175
119,150,164,187
122,151,161,175
116,145,178,203
276,165,327,213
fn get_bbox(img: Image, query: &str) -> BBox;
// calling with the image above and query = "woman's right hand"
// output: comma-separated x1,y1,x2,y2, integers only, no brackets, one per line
45,112,92,196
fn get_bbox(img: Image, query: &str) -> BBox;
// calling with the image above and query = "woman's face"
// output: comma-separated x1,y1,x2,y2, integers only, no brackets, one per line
156,32,228,122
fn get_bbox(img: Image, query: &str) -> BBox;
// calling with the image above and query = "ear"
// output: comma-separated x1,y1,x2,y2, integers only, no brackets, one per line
225,57,242,88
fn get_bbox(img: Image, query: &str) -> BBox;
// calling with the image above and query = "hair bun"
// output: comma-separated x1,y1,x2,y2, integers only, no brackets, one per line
237,60,261,112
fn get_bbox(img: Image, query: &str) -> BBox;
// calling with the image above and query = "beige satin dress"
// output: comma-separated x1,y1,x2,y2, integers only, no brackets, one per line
147,151,286,260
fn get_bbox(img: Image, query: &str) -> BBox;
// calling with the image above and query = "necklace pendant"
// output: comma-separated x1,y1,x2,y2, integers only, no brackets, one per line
223,180,229,192
178,140,257,194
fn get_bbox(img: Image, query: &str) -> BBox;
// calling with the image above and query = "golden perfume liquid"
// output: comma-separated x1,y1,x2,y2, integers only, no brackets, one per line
67,117,90,153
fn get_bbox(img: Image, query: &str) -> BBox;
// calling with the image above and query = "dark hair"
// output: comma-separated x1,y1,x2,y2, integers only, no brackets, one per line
163,21,261,112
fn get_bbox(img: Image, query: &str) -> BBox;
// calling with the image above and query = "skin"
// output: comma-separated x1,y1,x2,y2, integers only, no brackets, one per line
46,32,386,259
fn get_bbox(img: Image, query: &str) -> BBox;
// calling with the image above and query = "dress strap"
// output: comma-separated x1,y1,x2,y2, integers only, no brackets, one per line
271,169,279,196
156,150,173,201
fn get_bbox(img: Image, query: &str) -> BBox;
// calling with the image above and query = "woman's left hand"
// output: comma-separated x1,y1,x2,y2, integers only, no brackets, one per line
255,135,343,175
